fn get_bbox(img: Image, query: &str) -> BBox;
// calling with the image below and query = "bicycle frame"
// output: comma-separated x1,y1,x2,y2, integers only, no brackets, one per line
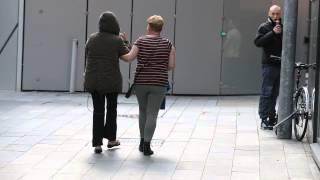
294,67,310,117
274,62,316,140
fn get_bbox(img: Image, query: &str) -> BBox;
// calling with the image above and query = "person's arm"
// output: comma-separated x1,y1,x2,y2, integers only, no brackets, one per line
85,37,92,58
120,45,139,63
120,33,132,49
84,37,92,73
168,47,176,70
254,25,275,47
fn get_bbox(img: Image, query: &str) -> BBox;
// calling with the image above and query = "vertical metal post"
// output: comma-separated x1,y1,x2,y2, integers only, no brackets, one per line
171,0,177,94
69,39,78,93
128,0,134,89
277,0,299,139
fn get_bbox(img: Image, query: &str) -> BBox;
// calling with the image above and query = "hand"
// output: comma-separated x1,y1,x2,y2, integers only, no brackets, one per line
119,32,128,41
273,25,282,34
273,20,282,34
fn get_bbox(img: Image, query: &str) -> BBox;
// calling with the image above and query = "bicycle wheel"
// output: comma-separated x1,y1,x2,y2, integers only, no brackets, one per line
294,87,309,141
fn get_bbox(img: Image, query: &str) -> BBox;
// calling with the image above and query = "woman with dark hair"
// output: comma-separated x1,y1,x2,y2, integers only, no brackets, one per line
84,11,129,153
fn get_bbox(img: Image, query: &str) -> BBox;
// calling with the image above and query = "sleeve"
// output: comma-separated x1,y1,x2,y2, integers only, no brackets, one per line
118,39,130,56
254,24,275,47
85,37,92,57
133,37,141,49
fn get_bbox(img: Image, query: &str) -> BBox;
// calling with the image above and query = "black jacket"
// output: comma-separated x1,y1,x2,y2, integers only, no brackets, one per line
254,17,282,66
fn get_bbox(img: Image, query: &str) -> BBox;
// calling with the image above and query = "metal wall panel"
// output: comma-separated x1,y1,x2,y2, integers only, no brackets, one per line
296,0,310,64
220,0,270,94
173,0,223,94
131,0,175,87
21,0,312,95
23,0,86,91
0,0,18,90
87,0,132,92
309,0,320,139
295,0,314,143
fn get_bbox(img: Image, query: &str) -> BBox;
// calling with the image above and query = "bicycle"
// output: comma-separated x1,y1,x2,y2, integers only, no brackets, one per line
274,62,316,141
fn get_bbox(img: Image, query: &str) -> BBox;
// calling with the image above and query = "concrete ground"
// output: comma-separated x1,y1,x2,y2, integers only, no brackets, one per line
0,91,319,180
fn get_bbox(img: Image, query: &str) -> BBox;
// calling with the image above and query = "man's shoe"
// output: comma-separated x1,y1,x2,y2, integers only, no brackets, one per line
261,119,273,130
269,119,277,126
269,116,278,126
107,140,120,148
94,146,102,154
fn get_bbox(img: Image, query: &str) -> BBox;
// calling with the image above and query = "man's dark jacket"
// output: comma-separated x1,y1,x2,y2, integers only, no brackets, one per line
254,17,282,66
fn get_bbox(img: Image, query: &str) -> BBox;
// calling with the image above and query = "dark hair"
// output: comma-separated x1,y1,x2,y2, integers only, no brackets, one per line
99,11,120,35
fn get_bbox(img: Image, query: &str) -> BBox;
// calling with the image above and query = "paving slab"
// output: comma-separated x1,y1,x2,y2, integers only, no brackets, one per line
0,92,319,180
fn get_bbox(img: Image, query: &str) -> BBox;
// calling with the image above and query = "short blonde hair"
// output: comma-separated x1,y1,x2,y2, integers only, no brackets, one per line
147,15,164,32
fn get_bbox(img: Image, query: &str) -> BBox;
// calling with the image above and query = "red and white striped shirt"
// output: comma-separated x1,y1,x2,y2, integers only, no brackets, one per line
134,36,172,86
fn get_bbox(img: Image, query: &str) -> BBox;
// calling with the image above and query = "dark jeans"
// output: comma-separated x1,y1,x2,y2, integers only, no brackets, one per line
91,91,118,147
259,65,280,120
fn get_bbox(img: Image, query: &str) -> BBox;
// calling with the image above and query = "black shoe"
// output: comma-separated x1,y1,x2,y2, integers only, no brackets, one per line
143,142,154,156
261,119,273,130
269,119,277,126
94,146,102,154
269,116,278,126
107,140,120,148
139,138,144,152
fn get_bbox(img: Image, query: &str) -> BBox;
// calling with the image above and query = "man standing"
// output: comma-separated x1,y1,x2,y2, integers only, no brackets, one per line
255,5,283,130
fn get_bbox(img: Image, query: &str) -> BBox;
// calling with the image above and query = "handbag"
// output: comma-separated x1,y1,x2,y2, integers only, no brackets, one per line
160,82,171,109
125,62,148,98
125,83,135,98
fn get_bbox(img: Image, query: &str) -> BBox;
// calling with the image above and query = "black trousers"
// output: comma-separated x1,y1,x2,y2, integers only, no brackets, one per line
258,65,280,120
91,91,118,147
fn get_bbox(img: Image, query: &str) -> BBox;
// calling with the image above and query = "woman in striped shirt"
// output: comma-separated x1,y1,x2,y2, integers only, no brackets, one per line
121,15,176,156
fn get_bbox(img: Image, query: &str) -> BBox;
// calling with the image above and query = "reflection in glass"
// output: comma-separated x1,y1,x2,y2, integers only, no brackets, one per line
223,19,241,59
220,0,270,94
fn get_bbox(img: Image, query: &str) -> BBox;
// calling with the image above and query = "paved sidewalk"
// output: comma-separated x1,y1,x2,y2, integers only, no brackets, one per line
0,91,319,180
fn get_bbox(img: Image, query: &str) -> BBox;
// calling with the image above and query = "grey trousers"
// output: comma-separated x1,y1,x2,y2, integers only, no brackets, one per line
135,85,166,142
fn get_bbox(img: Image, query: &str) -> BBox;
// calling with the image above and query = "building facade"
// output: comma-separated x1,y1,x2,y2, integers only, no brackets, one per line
2,0,308,95
0,0,19,90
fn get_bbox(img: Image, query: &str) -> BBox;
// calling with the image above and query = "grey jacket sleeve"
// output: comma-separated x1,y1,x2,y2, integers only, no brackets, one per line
254,25,275,47
85,36,93,58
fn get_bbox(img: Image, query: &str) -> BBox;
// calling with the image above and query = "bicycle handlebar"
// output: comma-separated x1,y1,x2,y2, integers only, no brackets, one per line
295,62,317,70
270,55,281,61
268,55,317,70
